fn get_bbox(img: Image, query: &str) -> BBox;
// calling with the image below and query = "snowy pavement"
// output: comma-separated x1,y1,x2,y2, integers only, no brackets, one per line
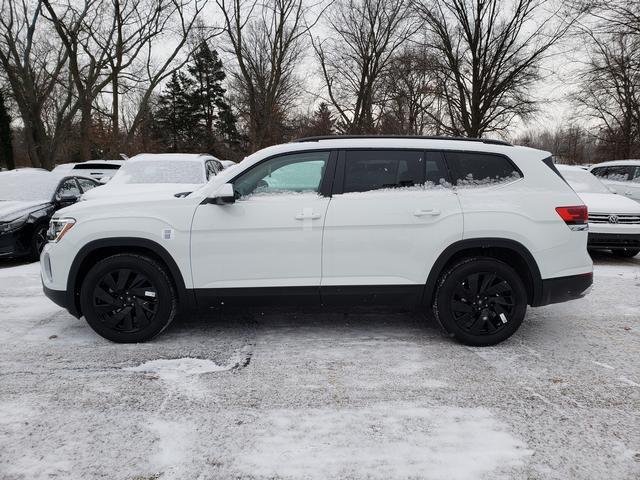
0,253,638,480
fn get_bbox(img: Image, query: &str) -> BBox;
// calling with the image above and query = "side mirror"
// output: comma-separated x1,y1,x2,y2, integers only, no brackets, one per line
56,194,80,205
210,183,235,205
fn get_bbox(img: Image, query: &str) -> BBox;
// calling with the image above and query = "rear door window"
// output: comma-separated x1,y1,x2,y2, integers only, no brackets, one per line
445,152,521,186
341,150,450,193
602,166,636,182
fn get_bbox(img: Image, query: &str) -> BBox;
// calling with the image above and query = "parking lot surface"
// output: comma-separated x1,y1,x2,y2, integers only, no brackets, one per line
0,253,639,479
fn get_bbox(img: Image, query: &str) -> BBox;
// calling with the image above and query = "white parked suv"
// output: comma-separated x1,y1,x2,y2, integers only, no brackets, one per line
81,153,223,201
590,160,640,202
41,136,593,346
558,165,640,257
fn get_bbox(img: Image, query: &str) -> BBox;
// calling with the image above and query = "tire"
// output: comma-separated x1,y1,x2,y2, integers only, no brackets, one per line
30,223,48,261
611,248,640,258
79,254,177,343
433,257,528,347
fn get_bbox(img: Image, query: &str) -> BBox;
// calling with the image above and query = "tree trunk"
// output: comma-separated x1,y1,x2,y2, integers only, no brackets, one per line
79,101,92,160
110,74,120,157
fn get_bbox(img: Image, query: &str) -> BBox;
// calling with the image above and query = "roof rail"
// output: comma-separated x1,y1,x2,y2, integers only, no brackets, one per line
291,135,512,146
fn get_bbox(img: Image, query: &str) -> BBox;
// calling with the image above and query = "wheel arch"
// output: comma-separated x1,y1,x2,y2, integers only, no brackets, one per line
66,237,195,318
422,238,543,308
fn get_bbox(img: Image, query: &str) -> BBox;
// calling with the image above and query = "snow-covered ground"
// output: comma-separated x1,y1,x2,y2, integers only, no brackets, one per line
0,253,638,479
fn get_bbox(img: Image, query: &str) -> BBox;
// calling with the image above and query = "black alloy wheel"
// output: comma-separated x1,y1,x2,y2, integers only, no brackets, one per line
450,271,515,336
434,257,527,346
92,268,159,333
31,224,48,259
80,254,176,342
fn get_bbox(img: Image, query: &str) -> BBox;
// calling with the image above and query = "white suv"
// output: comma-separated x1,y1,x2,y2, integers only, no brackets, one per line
41,136,593,346
590,160,640,202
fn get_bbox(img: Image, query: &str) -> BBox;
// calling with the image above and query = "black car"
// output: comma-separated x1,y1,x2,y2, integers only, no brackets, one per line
0,170,99,260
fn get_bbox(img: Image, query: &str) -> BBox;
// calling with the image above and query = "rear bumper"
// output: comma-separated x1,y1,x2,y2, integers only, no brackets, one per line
588,233,640,250
534,272,593,307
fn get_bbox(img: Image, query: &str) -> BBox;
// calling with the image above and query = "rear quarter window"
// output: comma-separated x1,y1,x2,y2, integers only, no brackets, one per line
445,152,521,187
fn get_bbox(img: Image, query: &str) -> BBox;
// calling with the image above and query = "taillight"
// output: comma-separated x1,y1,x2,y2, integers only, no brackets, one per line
556,205,588,230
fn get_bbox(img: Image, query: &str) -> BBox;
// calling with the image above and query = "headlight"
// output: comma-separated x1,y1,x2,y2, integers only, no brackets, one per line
47,218,76,242
0,214,29,234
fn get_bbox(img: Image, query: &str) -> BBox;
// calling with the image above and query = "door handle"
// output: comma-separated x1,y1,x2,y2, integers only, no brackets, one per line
413,208,441,217
624,191,633,196
295,212,322,220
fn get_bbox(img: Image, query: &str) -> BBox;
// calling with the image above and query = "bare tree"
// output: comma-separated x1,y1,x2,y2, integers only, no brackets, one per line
313,0,417,134
378,47,443,135
217,0,321,149
573,32,640,159
42,0,117,160
0,0,75,169
123,0,211,149
414,0,575,138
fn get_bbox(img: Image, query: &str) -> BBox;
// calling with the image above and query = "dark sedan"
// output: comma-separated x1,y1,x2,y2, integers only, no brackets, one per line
0,170,99,260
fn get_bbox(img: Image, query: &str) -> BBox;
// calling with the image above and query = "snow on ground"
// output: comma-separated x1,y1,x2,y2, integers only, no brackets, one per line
0,252,638,479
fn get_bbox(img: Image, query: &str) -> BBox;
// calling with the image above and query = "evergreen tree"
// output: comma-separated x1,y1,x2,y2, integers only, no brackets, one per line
154,72,198,151
187,42,238,145
0,89,14,170
307,103,335,136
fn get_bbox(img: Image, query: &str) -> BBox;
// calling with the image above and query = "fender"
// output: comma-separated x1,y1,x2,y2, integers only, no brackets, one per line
66,237,195,317
421,238,543,307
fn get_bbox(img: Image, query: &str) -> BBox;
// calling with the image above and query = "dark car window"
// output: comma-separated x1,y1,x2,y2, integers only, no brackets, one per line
55,178,81,199
445,152,521,186
76,177,99,193
342,150,427,193
600,165,636,182
590,166,607,177
205,160,221,180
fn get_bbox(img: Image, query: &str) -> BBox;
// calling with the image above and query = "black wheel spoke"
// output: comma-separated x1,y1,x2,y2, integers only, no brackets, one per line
468,273,480,295
451,300,472,314
486,281,511,295
94,287,117,306
115,269,131,291
479,273,496,294
134,301,151,327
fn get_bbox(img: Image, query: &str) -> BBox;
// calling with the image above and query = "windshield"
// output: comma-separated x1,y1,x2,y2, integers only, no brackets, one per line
110,160,205,185
0,172,59,201
561,169,610,194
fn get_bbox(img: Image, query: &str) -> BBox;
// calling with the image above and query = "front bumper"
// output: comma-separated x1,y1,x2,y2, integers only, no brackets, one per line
588,233,640,250
535,272,593,306
0,230,30,258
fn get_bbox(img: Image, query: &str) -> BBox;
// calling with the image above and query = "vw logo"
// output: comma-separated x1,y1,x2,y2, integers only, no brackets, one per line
608,215,619,224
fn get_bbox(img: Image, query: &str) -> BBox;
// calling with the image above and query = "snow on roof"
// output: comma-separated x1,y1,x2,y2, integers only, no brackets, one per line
128,153,215,163
590,159,640,167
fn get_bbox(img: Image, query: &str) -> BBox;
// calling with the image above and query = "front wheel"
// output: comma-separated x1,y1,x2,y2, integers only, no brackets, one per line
611,248,640,258
30,223,48,260
434,258,528,346
79,254,177,343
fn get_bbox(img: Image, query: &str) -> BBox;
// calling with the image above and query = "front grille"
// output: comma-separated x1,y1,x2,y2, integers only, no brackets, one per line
588,213,640,224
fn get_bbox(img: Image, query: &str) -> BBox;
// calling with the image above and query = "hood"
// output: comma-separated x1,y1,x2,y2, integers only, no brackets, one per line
577,192,640,215
0,200,50,220
82,183,202,200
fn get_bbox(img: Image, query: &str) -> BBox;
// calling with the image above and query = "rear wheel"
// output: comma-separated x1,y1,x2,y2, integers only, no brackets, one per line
611,248,640,258
434,258,527,346
79,254,177,343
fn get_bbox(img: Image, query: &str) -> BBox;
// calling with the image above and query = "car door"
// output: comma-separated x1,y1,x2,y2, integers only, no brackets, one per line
190,150,334,303
321,149,463,304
